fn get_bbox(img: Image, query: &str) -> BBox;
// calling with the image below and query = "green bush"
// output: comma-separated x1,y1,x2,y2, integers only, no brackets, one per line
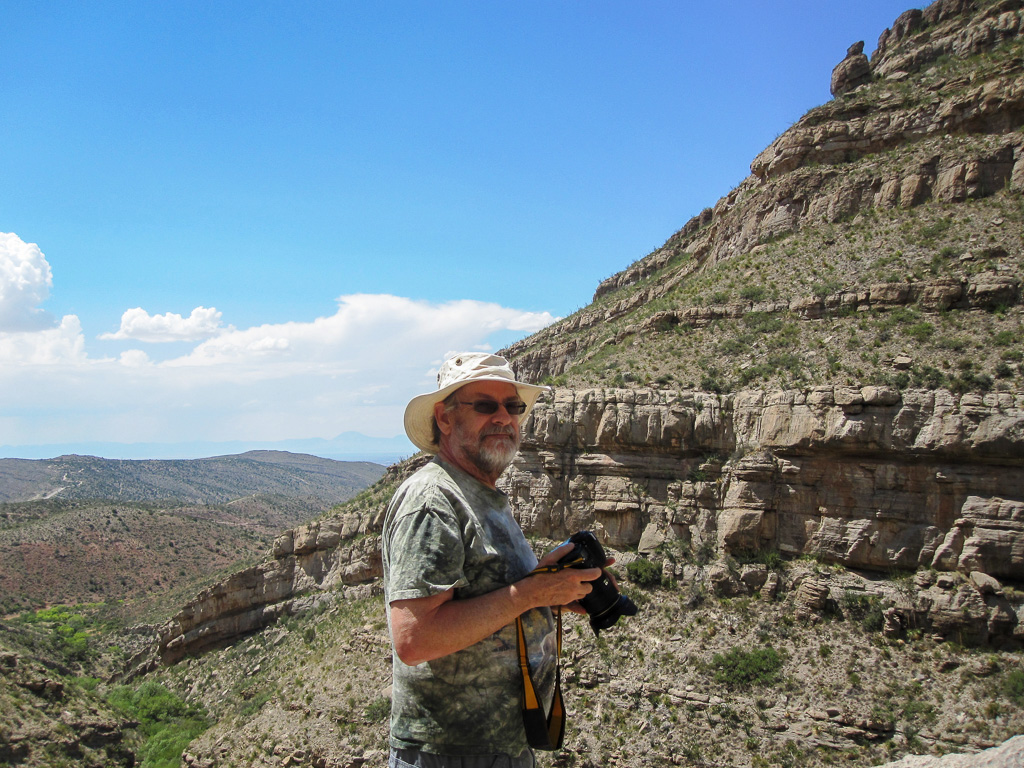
906,322,934,342
994,330,1016,346
1004,669,1024,706
841,591,885,632
744,312,782,334
107,681,209,768
761,550,784,571
364,697,391,721
711,646,784,688
918,217,952,244
626,558,663,588
740,285,766,302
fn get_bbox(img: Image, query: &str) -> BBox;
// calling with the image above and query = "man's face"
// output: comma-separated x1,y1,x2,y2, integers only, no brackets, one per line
436,380,523,482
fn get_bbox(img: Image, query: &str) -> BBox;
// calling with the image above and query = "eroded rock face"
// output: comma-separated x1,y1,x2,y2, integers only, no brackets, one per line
152,385,1022,663
509,389,1022,577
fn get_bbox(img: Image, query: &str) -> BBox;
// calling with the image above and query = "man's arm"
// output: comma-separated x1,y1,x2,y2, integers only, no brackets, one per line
390,544,601,666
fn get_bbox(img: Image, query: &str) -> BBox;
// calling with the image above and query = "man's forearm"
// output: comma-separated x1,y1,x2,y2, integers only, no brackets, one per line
390,564,600,666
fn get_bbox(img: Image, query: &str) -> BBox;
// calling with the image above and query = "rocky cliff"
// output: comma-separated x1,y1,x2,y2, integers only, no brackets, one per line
150,384,1022,668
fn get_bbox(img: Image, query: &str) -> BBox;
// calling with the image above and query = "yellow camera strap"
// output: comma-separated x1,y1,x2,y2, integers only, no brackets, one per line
517,559,572,750
516,607,564,750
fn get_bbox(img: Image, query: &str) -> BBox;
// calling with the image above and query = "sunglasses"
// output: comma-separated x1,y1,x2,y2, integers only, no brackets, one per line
457,399,528,416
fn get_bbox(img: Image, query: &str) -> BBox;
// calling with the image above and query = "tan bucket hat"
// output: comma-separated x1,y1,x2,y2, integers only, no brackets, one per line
404,352,549,454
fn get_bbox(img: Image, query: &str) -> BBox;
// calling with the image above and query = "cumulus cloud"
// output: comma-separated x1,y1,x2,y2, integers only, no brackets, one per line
0,232,56,332
119,349,151,367
165,294,557,371
0,314,90,365
100,306,224,342
1,291,559,448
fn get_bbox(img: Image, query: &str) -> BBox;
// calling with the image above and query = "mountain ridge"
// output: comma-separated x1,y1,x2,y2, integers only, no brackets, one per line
0,450,385,505
502,0,1023,394
0,431,416,463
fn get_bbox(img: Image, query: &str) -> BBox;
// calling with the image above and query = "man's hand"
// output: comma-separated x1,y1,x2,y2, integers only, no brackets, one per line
389,546,602,666
535,542,615,615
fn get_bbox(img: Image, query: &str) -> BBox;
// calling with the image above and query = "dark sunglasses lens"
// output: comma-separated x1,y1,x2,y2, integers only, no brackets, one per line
466,400,527,415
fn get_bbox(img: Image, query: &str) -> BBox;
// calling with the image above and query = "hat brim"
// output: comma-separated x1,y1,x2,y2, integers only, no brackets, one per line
404,376,548,454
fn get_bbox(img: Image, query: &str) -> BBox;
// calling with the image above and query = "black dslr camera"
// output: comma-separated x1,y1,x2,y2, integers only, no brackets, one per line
558,530,638,635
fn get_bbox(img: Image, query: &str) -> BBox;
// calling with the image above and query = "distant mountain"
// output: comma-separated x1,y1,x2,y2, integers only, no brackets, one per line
0,451,386,613
0,431,417,464
0,450,386,504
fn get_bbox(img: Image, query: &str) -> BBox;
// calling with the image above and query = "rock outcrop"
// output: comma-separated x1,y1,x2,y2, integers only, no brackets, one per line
831,41,872,97
871,734,1024,768
153,386,1023,664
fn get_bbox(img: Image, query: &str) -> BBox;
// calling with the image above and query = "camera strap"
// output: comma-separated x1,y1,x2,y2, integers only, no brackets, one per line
515,606,564,750
516,560,575,750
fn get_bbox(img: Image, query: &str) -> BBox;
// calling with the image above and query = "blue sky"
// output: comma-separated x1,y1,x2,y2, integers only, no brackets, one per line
1,0,919,459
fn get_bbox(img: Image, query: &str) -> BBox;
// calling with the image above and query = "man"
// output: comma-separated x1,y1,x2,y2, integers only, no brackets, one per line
382,352,602,768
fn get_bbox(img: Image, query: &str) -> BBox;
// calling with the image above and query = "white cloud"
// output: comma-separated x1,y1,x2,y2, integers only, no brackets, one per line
0,314,90,365
164,294,556,371
100,306,224,342
0,232,56,332
1,291,559,448
119,349,152,367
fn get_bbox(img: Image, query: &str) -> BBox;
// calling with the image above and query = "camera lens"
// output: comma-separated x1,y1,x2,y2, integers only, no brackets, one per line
558,531,639,634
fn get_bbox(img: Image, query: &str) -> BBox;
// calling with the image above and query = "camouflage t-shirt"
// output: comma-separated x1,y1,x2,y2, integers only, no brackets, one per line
382,459,557,756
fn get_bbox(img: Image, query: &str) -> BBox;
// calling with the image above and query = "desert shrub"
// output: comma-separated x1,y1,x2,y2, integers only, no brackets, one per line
740,284,766,302
626,558,663,588
906,322,934,342
841,591,885,631
700,371,726,393
364,697,391,721
744,312,783,334
918,217,952,244
107,681,209,768
761,550,784,571
812,279,842,298
712,646,784,688
994,329,1017,346
912,365,945,388
1004,669,1024,706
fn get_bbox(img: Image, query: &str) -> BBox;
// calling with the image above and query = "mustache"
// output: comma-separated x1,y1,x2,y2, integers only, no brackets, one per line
481,426,517,438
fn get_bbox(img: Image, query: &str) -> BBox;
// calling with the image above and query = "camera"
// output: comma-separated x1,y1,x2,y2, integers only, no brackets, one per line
557,530,638,634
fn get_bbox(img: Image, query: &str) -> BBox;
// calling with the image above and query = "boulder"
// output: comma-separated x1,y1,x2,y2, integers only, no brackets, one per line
831,41,872,97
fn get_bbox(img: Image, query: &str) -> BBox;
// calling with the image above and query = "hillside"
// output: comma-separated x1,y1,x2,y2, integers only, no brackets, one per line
503,0,1023,395
0,451,384,505
0,452,385,614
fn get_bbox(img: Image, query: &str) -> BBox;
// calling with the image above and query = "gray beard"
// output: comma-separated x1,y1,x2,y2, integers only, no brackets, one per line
473,432,519,476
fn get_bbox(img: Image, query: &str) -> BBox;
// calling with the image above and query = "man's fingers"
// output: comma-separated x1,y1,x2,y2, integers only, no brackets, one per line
537,542,574,568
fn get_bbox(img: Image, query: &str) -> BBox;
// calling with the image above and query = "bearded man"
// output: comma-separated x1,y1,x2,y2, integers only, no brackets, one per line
382,352,601,768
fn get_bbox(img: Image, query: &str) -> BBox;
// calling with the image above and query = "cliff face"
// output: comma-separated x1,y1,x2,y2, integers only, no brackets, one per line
507,387,1023,574
506,386,1023,648
149,386,1022,668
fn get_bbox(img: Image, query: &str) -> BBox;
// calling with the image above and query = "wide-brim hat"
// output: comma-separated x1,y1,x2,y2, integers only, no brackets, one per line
404,352,549,454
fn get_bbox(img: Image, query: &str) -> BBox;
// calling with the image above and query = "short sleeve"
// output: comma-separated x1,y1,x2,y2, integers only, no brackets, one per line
385,495,468,603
